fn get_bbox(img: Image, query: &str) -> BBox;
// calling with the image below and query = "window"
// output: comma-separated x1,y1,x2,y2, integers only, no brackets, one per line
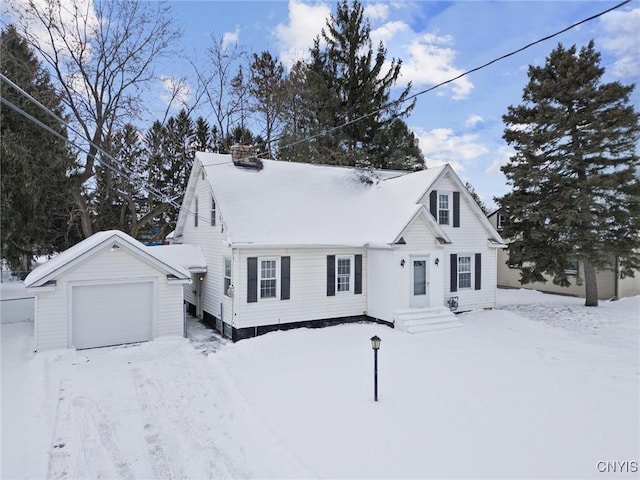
211,196,216,226
337,257,352,292
259,259,278,299
497,213,505,230
194,197,199,227
438,194,449,225
564,258,579,275
458,256,472,289
224,258,232,296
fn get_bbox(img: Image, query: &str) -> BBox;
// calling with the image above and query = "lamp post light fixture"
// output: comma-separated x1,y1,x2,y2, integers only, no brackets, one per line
370,335,381,401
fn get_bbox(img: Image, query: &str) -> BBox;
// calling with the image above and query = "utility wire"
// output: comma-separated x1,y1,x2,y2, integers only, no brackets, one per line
271,0,632,154
0,73,232,224
1,0,631,224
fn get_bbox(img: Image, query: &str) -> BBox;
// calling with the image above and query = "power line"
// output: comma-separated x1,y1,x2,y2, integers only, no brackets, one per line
0,73,232,225
272,0,632,154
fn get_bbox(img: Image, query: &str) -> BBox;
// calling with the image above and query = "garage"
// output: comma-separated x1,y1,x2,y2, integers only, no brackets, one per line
24,230,194,352
72,282,154,349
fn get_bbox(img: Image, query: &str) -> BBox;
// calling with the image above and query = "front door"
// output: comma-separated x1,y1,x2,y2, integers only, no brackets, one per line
410,257,429,308
195,274,204,319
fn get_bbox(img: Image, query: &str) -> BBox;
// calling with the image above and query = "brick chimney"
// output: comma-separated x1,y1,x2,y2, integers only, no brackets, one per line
230,144,263,170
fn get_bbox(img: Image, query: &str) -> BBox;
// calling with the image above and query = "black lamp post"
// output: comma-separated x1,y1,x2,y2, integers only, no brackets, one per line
370,335,381,401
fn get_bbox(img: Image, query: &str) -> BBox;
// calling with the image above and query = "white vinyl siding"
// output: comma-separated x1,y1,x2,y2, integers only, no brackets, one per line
32,246,184,351
420,174,498,311
367,216,445,321
235,248,366,329
180,173,233,324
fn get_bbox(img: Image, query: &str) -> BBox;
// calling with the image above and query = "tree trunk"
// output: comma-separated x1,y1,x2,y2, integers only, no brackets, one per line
583,260,598,307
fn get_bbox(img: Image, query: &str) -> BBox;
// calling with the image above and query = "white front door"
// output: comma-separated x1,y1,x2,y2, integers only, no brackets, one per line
195,274,204,319
410,257,429,308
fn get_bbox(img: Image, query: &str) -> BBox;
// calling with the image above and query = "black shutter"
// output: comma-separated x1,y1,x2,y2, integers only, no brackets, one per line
429,190,438,219
327,255,335,296
453,191,460,228
354,254,362,294
281,256,290,300
450,254,458,292
475,253,482,290
247,257,258,303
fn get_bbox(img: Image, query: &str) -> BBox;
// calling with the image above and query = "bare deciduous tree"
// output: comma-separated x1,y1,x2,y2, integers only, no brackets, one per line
9,0,181,237
190,35,247,151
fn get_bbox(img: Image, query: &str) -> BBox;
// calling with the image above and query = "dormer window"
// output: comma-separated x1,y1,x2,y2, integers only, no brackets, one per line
497,213,505,230
430,190,460,228
438,194,449,225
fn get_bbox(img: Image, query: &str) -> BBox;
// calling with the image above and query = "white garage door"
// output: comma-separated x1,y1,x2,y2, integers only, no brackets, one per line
72,282,153,349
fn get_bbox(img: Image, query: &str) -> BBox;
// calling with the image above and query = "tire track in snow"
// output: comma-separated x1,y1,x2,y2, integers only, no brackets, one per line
47,377,136,479
73,396,136,480
131,364,249,479
132,368,182,479
47,379,72,480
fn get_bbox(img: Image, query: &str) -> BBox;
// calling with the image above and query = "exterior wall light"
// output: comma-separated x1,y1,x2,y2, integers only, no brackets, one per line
400,259,405,268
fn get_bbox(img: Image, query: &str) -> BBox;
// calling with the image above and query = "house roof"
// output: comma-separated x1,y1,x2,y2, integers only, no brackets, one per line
146,244,207,273
175,153,502,248
25,230,191,288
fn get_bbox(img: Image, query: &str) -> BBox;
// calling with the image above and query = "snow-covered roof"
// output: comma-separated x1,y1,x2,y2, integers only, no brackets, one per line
177,153,453,247
25,230,191,288
146,244,207,273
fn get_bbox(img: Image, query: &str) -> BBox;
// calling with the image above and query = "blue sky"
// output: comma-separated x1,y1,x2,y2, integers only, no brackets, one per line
153,0,639,209
7,0,640,208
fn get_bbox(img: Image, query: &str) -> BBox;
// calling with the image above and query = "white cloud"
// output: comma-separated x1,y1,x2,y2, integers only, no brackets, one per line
6,0,100,58
396,33,473,99
465,114,484,127
364,3,389,22
485,145,514,176
274,0,331,68
222,27,240,50
160,76,191,108
600,8,640,78
413,127,488,171
370,20,409,46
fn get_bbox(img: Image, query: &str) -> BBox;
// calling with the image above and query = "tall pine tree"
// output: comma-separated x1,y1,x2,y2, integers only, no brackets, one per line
1,25,80,271
498,41,640,306
278,0,424,170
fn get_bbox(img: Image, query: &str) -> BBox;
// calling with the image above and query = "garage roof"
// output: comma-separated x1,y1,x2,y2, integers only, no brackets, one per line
24,230,191,288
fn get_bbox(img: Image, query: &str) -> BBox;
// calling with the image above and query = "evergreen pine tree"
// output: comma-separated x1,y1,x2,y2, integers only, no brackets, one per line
249,51,286,159
278,0,424,170
0,25,80,271
498,41,640,306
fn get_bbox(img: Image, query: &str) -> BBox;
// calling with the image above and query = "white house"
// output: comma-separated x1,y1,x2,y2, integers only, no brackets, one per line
173,149,505,341
24,230,199,351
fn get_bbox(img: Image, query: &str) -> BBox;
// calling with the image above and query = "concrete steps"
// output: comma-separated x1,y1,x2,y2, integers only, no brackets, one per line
394,307,462,333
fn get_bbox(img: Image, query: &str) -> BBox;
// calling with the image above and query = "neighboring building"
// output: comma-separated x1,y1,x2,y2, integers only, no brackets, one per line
24,230,203,351
173,149,506,341
488,208,640,299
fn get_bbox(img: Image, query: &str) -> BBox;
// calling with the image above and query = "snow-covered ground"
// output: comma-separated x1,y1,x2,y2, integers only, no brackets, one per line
2,289,638,479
